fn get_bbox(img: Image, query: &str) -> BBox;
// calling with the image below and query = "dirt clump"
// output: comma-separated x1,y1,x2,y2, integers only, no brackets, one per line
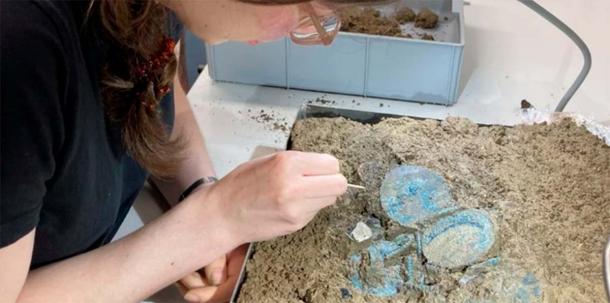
394,7,416,24
340,7,441,39
340,7,402,37
237,116,610,303
415,8,439,29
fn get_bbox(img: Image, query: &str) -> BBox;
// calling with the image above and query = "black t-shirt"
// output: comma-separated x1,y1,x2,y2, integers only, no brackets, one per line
1,1,182,268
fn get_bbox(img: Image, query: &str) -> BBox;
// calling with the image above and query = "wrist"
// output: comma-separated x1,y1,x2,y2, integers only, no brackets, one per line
178,176,218,202
184,183,246,250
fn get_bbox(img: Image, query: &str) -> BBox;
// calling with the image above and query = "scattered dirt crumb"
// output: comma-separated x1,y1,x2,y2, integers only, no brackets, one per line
420,33,435,41
309,97,337,106
248,109,290,133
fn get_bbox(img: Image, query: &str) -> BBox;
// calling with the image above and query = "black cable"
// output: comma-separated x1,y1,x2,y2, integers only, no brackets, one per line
517,0,592,112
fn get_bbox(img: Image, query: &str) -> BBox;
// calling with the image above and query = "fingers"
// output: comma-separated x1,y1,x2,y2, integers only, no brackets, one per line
271,151,347,199
183,277,236,303
209,274,239,303
293,152,341,176
184,286,217,303
299,174,348,199
175,281,188,296
215,151,347,243
306,196,338,209
296,197,337,224
204,255,227,286
179,271,207,290
191,250,243,302
184,245,248,303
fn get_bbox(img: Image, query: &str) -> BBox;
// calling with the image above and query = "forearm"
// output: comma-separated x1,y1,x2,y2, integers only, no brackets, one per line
152,66,215,205
18,189,236,303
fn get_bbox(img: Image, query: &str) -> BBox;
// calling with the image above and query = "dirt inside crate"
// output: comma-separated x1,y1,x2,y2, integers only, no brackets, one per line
340,6,439,40
237,116,610,303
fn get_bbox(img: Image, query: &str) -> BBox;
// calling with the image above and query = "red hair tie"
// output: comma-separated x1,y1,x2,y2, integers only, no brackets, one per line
135,37,176,104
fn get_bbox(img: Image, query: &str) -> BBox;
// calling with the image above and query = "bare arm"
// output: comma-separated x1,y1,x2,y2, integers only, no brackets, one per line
149,41,233,300
10,187,235,303
0,231,34,303
1,153,346,303
151,40,215,205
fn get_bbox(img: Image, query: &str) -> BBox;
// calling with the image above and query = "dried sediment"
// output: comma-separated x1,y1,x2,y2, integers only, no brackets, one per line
238,117,610,302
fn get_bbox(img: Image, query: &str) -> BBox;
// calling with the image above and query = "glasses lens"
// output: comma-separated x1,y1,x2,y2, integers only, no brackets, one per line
290,14,341,45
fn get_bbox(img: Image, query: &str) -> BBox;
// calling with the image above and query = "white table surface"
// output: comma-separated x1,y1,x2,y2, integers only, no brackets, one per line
114,0,610,301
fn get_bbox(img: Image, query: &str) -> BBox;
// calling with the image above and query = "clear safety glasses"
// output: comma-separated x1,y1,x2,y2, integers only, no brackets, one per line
289,3,341,46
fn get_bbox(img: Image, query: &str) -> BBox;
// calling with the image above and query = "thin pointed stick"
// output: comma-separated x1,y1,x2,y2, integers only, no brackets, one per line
347,184,366,190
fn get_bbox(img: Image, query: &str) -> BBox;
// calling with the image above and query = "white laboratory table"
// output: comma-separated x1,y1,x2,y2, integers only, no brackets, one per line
114,0,610,301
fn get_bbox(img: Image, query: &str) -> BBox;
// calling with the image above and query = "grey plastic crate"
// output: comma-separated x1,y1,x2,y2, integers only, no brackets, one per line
206,0,465,105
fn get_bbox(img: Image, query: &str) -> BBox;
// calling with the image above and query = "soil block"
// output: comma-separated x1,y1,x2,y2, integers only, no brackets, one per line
237,116,610,302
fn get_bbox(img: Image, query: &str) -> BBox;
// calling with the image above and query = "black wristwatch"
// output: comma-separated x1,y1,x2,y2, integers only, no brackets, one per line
178,176,218,202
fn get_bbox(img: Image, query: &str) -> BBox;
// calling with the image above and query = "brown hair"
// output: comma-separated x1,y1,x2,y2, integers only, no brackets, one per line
93,0,387,177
